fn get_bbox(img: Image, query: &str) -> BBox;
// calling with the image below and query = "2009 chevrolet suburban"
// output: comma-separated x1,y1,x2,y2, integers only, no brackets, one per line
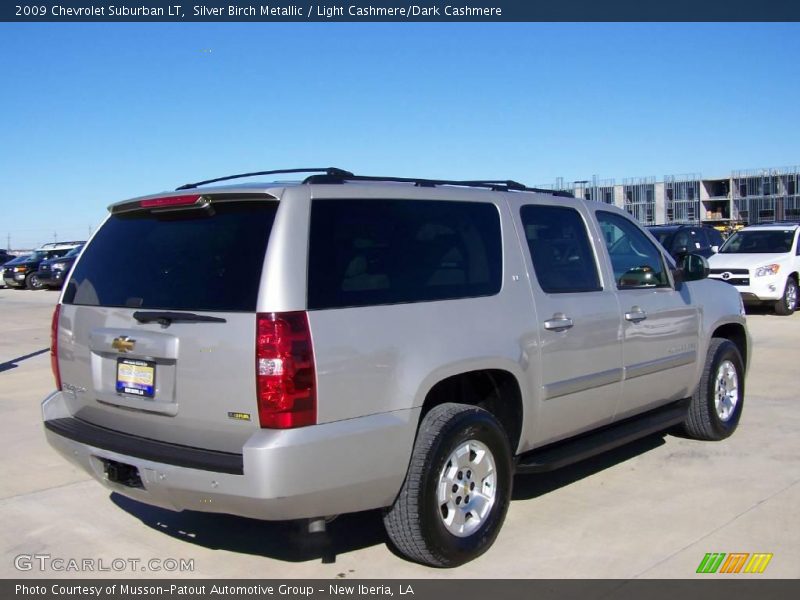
43,168,750,567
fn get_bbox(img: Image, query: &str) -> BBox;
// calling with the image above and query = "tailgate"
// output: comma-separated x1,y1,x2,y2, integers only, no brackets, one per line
57,197,278,453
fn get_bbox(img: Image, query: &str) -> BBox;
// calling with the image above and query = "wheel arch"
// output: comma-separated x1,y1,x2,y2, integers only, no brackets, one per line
710,321,749,372
417,367,525,454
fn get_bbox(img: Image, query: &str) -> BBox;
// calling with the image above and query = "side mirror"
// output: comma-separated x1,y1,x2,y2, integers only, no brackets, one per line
681,253,709,282
711,245,720,254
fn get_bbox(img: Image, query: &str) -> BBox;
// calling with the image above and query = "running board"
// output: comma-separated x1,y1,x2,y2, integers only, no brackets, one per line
515,399,690,474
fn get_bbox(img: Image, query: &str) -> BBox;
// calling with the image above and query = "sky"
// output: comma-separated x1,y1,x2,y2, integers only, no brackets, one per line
1,22,799,248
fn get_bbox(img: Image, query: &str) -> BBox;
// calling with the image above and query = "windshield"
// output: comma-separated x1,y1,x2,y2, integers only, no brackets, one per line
5,255,31,265
29,251,48,261
64,245,83,258
719,230,795,254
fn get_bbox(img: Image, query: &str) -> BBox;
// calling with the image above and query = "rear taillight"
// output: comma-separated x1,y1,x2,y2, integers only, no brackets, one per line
51,304,62,391
256,312,316,429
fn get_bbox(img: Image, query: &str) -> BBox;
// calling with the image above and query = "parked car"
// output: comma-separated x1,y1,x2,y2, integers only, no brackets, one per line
3,254,33,289
2,242,84,289
0,250,14,287
708,223,800,316
35,244,84,290
647,224,724,260
42,168,749,567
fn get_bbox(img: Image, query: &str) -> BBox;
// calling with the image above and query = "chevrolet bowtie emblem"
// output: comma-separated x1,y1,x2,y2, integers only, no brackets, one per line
111,336,136,353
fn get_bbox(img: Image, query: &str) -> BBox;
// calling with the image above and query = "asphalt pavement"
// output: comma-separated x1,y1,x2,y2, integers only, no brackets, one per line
1,287,798,579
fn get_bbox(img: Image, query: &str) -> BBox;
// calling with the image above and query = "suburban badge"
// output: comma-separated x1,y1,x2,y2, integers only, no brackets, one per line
227,412,251,421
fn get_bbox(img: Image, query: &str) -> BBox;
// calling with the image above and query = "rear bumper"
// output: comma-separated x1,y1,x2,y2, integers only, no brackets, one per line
45,417,245,474
42,391,419,521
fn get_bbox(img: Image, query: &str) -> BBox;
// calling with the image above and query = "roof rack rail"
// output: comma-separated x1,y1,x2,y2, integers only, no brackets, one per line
38,240,86,248
175,168,574,198
302,172,575,197
175,167,354,191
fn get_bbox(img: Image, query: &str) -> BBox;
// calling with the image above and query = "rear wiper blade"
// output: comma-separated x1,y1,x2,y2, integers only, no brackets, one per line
132,311,227,327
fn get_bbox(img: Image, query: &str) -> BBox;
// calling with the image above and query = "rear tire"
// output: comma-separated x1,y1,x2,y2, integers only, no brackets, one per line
681,339,744,441
383,403,512,567
774,278,797,316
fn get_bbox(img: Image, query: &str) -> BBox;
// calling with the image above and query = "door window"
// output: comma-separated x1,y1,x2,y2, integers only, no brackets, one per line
520,205,601,293
597,211,669,289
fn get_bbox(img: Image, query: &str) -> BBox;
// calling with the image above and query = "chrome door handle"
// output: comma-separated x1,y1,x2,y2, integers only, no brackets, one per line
544,314,574,332
625,308,648,323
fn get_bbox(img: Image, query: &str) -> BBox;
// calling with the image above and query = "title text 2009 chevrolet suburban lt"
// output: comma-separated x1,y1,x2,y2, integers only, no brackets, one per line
43,168,750,567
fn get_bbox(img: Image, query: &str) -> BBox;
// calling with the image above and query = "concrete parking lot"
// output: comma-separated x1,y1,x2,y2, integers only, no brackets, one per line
1,287,798,579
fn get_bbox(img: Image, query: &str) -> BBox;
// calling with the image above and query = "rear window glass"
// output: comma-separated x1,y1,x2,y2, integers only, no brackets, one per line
63,201,278,312
308,199,502,310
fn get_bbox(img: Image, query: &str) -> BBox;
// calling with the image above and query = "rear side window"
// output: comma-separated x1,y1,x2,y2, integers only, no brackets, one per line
520,205,601,293
308,199,502,310
64,201,278,312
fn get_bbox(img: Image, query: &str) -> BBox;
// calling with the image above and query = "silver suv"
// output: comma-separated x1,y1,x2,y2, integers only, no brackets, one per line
43,168,750,567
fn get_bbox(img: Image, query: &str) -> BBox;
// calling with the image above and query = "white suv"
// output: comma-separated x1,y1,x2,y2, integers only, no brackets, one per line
708,223,800,316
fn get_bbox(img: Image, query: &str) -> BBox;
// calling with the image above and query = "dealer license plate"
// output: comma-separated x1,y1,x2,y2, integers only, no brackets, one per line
116,358,156,398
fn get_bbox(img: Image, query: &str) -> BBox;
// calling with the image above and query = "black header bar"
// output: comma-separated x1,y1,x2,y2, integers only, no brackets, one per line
6,580,800,600
4,1,800,22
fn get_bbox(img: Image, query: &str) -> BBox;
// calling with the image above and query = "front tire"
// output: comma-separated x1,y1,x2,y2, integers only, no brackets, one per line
774,278,798,316
681,339,745,441
383,403,512,567
25,273,43,290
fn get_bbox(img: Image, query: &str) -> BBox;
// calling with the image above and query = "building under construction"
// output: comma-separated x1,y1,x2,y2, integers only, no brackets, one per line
554,165,800,228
